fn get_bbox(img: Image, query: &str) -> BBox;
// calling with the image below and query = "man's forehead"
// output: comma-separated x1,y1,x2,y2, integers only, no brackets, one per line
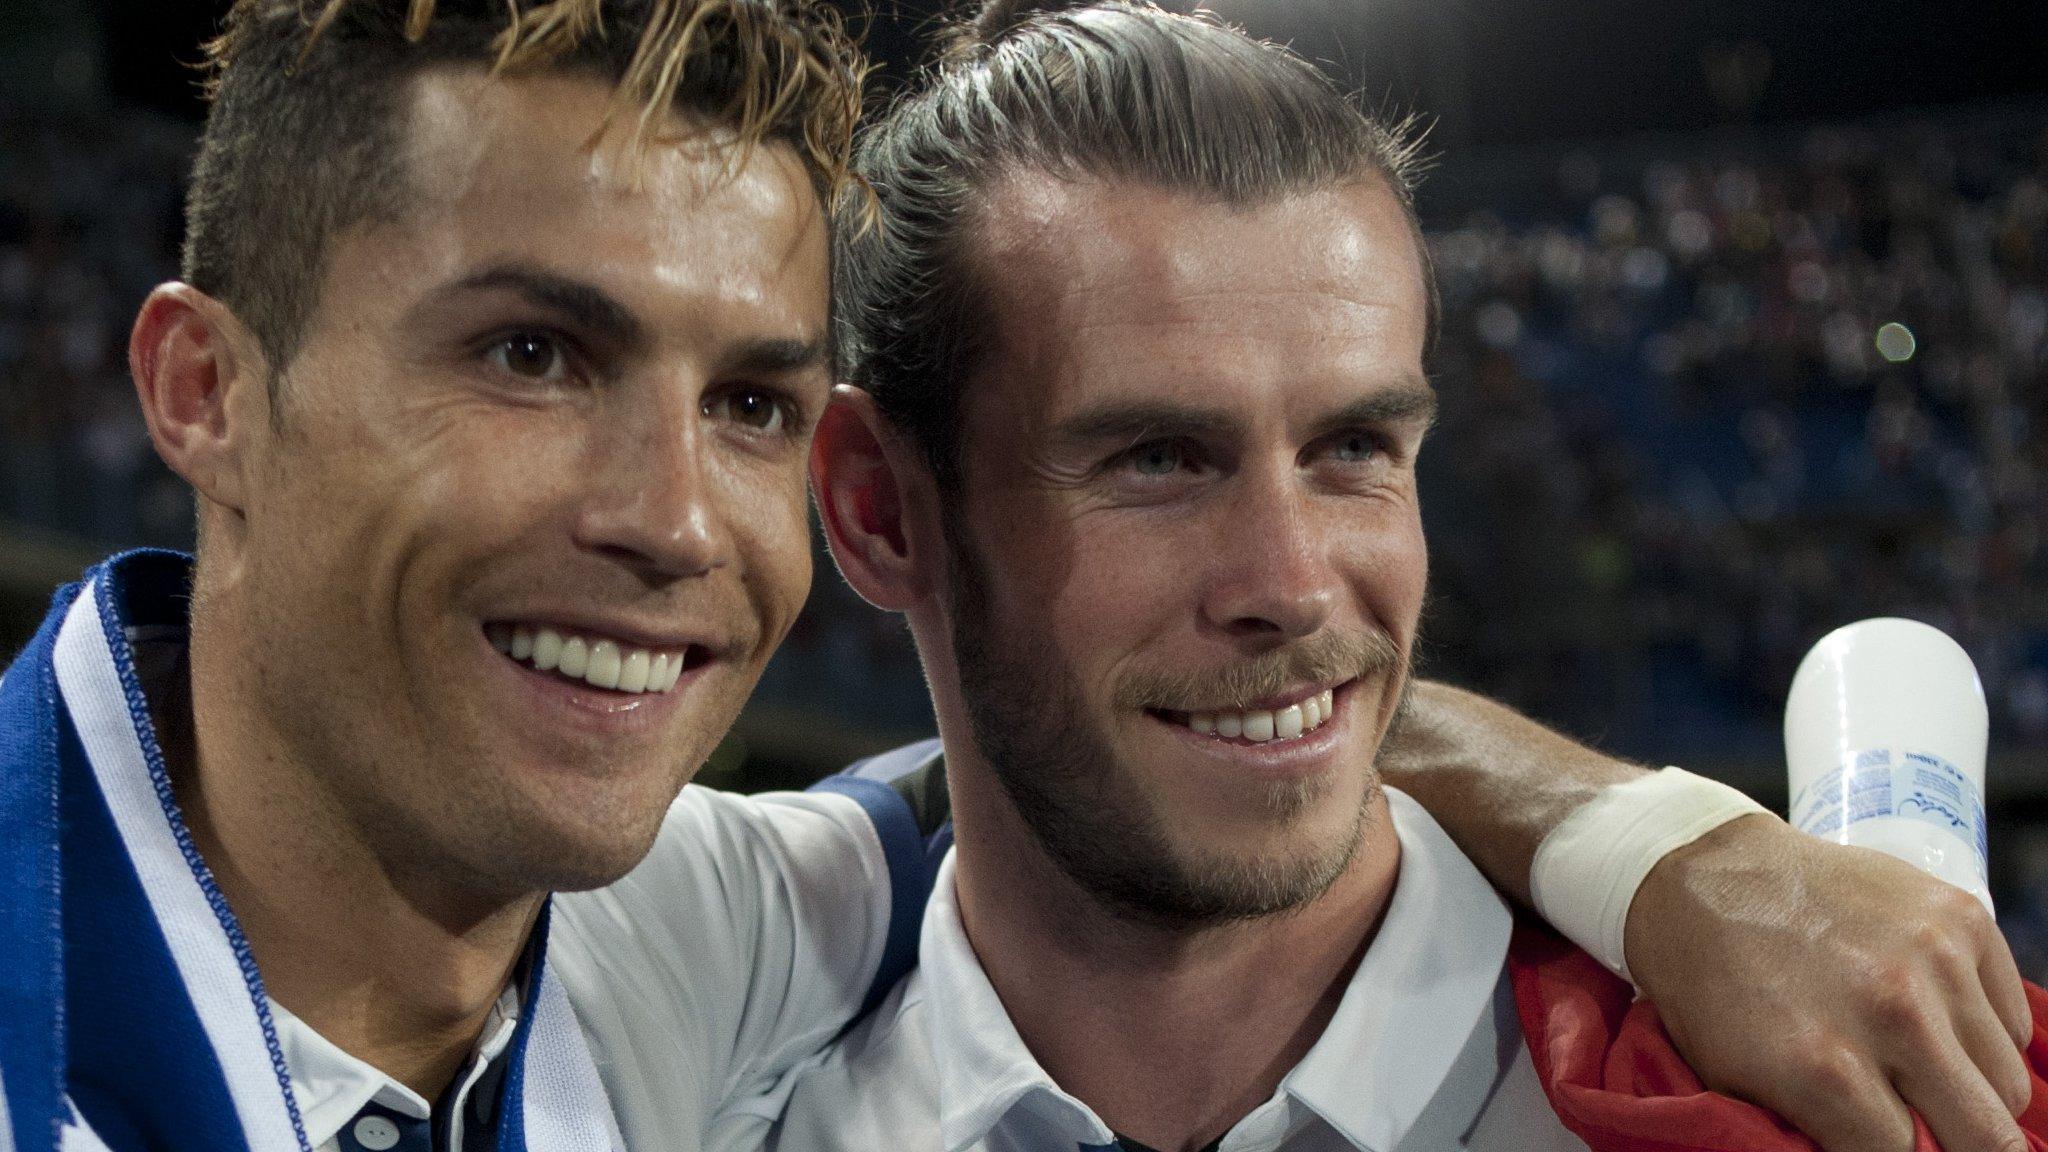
338,68,823,311
965,173,1429,422
397,67,822,233
974,172,1427,321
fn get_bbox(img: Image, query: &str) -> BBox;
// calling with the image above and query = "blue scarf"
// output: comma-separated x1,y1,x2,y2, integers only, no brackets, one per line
0,552,620,1152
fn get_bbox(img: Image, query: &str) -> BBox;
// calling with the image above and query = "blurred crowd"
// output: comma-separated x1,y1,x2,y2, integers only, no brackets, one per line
1421,108,2048,761
0,108,192,549
3,100,2046,759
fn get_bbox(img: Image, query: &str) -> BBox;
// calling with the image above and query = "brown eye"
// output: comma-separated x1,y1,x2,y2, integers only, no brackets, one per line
489,332,566,381
705,389,788,434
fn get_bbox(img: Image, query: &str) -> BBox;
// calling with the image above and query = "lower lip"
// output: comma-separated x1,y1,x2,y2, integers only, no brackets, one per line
1149,682,1358,783
480,629,708,739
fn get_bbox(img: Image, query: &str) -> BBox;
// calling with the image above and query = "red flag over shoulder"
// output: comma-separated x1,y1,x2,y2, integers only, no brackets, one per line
1508,918,2048,1151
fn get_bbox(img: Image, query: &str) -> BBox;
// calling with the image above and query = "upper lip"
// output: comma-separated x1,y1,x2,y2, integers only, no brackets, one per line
483,611,736,656
1159,679,1349,715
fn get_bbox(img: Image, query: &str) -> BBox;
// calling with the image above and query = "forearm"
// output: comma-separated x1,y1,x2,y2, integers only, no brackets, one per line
1377,679,1647,907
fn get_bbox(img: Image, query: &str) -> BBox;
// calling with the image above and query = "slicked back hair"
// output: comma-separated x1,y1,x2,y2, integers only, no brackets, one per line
833,0,1431,488
184,0,866,385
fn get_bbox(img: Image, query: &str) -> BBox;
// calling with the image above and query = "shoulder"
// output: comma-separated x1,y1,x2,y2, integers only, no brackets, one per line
767,972,940,1152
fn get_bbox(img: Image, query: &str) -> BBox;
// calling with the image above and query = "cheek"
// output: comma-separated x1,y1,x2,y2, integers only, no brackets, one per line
1365,510,1430,640
1019,512,1198,677
723,462,816,643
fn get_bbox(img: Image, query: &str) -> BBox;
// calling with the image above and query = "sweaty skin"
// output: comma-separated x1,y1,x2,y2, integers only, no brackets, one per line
131,69,830,1095
811,168,2036,1152
830,173,1436,1151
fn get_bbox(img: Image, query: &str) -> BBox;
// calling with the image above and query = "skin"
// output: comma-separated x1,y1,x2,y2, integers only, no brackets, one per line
109,42,2028,1152
813,171,2037,1152
827,172,1435,1150
1387,683,2035,1151
126,69,830,1095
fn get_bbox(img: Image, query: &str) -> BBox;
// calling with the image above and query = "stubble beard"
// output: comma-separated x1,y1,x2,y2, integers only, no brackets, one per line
945,521,1405,931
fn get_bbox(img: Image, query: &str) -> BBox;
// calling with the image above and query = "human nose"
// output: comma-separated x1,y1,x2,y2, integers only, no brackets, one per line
571,389,729,582
1199,465,1338,641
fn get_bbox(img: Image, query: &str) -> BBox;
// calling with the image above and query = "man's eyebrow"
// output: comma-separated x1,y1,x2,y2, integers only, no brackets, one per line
429,263,647,350
1312,380,1439,437
726,335,828,377
1050,380,1439,451
1048,403,1237,450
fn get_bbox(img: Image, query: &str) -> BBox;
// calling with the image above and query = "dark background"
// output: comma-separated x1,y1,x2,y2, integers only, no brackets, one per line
59,0,2048,148
3,0,2046,961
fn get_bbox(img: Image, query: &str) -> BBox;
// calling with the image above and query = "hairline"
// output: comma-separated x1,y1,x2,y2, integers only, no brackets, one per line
919,164,1437,489
265,60,832,386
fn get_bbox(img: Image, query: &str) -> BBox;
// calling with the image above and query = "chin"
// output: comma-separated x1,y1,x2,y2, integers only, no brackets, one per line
485,805,669,894
460,760,683,894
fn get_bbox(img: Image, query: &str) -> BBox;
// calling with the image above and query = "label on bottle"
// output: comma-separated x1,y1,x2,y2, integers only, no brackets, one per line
1791,747,1988,881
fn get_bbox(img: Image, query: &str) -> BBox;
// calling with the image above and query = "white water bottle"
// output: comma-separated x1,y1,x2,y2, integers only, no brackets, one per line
1784,618,1993,914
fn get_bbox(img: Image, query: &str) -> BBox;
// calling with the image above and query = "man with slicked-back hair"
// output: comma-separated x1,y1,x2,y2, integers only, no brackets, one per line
0,2,2037,1152
772,2,2048,1151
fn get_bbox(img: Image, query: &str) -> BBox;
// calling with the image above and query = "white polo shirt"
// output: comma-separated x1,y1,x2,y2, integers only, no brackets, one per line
272,988,520,1152
766,788,1590,1152
253,784,899,1152
549,785,900,1152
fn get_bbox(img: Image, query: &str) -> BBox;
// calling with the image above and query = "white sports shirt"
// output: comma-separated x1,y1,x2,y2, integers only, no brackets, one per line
762,788,1591,1152
259,785,898,1152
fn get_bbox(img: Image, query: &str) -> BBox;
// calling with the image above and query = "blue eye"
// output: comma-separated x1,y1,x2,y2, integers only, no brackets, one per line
1128,441,1185,476
1331,432,1383,462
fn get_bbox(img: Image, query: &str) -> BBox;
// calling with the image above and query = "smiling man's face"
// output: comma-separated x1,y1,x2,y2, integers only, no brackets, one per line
940,174,1433,924
224,69,830,894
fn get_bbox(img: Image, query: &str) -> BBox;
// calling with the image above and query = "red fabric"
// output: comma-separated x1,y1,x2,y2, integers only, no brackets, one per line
1507,919,2048,1151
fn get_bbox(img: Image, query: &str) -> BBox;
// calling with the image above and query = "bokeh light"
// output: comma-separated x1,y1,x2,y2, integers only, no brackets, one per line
1875,321,1917,363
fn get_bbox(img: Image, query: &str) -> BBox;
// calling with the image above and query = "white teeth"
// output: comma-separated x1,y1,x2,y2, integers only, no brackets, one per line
1182,689,1337,743
585,640,622,690
495,624,691,695
618,650,650,693
557,637,590,679
533,629,563,671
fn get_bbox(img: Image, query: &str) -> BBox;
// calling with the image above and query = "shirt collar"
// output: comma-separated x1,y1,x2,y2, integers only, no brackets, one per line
271,984,523,1149
1279,788,1513,1150
920,852,1119,1152
918,787,1511,1152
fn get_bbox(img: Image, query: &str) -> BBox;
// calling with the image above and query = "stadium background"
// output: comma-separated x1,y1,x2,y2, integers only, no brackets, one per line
2,0,2044,964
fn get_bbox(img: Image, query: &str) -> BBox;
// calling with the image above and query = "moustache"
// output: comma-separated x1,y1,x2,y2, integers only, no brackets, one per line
1113,629,1403,712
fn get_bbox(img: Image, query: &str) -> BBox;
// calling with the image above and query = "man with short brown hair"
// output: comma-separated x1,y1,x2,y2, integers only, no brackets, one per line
778,3,2040,1150
0,4,2030,1152
2,4,880,1149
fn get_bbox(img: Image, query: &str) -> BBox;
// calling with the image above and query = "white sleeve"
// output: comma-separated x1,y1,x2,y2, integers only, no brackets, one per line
545,785,897,1151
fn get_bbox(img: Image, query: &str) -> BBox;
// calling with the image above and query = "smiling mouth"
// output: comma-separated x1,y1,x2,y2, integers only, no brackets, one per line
1151,685,1340,744
486,623,709,695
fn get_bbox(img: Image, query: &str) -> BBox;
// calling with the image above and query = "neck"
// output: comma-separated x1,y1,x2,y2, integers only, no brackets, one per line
160,607,539,1099
948,765,1400,1152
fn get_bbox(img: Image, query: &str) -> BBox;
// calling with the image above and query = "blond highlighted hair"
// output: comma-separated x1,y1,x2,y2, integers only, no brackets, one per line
184,0,867,375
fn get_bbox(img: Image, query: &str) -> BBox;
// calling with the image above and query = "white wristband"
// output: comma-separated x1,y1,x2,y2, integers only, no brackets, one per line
1529,767,1771,985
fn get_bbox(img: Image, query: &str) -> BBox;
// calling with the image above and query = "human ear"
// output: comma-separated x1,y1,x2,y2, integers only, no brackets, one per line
810,385,941,611
127,283,269,518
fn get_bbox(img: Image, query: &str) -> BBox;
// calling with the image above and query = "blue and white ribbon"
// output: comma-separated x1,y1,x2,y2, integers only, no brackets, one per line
0,552,621,1152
